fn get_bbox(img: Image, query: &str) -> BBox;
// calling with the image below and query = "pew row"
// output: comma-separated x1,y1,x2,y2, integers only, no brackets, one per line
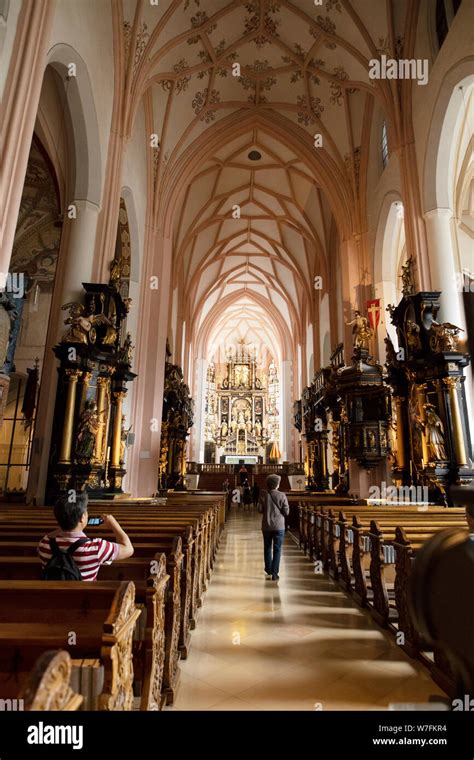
0,581,140,710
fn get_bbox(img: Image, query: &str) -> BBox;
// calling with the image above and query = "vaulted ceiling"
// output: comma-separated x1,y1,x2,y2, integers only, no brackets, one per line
119,0,413,359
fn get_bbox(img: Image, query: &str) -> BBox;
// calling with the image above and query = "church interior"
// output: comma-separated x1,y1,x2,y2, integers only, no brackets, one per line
0,0,473,726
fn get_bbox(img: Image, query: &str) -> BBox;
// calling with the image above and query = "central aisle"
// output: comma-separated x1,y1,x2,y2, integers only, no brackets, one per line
169,507,445,711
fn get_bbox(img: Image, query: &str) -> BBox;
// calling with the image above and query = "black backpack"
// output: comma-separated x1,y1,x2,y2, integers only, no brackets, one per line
41,537,89,581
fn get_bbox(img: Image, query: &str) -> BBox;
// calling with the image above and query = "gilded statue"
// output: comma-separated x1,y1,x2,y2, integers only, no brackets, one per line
346,310,373,350
61,303,93,344
405,319,421,351
61,301,117,346
430,321,463,352
119,332,134,365
423,404,447,461
75,400,101,461
400,256,415,296
110,257,122,284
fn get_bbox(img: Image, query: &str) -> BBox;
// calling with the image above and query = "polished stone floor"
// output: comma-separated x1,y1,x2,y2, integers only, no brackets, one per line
168,508,446,711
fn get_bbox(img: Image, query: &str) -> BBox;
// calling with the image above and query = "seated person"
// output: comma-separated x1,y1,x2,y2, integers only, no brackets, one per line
38,492,134,581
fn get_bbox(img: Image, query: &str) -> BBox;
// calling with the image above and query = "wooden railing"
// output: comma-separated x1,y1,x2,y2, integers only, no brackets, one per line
187,462,305,475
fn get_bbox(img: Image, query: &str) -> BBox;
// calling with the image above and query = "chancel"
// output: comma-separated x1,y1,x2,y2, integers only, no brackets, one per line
0,0,473,721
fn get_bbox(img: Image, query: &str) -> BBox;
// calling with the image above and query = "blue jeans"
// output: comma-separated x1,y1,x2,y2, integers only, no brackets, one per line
263,530,285,576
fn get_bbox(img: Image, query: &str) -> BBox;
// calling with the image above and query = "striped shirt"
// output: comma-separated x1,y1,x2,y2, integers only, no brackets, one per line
38,530,119,581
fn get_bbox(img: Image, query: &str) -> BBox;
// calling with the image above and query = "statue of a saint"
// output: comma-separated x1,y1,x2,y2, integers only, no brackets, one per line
61,303,93,344
384,334,397,366
120,415,132,464
400,256,415,296
75,400,101,461
405,319,421,351
110,257,122,284
119,332,134,364
221,421,228,438
423,404,447,461
346,310,373,350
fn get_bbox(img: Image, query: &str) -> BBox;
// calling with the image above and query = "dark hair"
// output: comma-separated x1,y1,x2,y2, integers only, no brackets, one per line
54,492,88,530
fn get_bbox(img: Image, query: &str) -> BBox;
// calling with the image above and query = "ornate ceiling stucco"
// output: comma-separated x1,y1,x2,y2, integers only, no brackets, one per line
117,0,413,358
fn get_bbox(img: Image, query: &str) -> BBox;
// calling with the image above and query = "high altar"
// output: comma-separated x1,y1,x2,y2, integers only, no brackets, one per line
204,342,279,463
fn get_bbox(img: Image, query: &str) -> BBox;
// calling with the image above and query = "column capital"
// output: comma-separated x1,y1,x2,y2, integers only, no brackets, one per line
423,208,453,221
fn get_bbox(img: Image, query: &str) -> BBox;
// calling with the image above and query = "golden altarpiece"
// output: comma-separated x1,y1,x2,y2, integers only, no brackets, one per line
204,342,279,462
46,270,135,501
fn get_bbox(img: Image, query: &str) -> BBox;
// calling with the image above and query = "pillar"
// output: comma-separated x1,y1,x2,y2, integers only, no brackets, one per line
424,208,472,428
58,201,101,316
58,370,80,464
424,209,466,329
279,359,293,461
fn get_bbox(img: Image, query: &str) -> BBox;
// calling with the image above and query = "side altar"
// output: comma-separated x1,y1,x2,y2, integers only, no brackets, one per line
46,278,136,501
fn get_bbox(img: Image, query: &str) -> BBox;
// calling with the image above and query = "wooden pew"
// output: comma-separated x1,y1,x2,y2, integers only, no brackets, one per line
8,650,83,711
0,581,140,710
0,523,195,654
0,499,222,706
408,526,473,698
0,555,170,711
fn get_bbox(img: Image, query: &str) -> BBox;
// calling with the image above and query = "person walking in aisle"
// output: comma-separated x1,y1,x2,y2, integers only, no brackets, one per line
258,474,289,581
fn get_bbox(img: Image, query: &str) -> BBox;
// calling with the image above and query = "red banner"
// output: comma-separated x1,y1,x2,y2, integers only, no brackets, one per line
366,299,381,331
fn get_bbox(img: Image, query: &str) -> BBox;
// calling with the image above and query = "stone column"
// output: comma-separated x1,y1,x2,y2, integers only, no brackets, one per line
279,359,293,461
424,209,467,328
57,201,101,315
192,357,207,463
424,208,472,429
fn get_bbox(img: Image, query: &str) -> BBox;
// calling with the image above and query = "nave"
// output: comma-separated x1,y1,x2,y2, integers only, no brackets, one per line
170,509,444,712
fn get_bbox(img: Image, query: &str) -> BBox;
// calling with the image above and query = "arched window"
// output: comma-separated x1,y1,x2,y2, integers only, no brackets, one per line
381,121,389,169
436,0,463,50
